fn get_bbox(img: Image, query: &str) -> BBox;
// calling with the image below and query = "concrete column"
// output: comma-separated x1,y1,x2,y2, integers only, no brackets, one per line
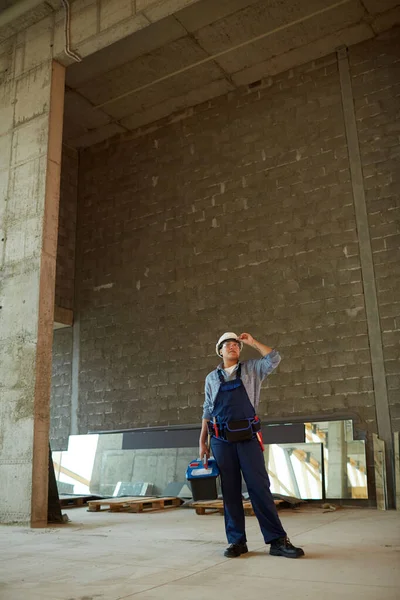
0,18,65,525
326,421,348,498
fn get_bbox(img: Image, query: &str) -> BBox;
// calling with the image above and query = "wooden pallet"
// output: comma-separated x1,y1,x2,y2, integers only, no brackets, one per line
59,495,89,508
87,496,182,513
192,499,255,516
192,498,283,516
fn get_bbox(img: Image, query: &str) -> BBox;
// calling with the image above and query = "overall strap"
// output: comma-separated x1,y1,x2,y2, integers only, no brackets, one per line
217,369,225,384
218,363,242,383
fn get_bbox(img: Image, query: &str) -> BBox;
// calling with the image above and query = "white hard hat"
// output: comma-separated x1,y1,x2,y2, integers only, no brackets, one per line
215,332,243,357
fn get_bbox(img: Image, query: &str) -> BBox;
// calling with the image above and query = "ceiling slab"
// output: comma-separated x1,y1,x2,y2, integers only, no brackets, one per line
231,22,374,86
362,0,400,15
192,0,354,55
75,36,213,107
212,1,365,73
66,15,187,88
120,78,234,130
60,0,400,148
175,0,261,31
101,60,227,120
139,0,202,22
373,5,400,32
62,89,112,140
64,89,111,128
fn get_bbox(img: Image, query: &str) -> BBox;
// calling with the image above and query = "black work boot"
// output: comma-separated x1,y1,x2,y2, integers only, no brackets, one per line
224,542,248,558
269,537,304,558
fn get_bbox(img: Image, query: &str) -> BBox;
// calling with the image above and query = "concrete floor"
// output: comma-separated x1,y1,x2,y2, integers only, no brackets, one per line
0,505,399,600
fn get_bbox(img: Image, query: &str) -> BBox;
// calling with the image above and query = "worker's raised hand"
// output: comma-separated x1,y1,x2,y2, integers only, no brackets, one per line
238,332,255,346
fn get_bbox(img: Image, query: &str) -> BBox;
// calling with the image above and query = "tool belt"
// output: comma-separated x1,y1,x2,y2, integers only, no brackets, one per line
208,418,261,442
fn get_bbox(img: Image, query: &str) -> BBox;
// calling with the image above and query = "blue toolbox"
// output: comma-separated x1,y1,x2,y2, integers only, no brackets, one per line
186,457,219,501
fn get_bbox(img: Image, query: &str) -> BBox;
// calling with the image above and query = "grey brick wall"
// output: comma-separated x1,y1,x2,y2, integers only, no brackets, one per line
351,27,400,434
67,30,399,438
50,144,78,450
55,145,78,310
50,328,73,451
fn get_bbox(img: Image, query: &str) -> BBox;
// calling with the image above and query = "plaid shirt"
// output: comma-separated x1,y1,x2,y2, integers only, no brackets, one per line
202,349,281,420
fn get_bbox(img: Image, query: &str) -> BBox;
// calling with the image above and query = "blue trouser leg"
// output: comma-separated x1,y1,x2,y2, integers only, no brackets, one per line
237,437,286,543
211,437,246,544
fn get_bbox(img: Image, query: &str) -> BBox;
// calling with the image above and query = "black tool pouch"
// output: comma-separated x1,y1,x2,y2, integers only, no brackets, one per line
225,420,254,442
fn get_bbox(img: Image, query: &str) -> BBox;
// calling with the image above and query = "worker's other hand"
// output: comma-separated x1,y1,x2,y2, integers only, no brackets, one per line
199,443,210,461
238,332,255,346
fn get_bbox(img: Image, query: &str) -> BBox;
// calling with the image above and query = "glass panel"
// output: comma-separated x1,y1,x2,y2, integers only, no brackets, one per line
346,440,368,499
52,434,99,495
264,443,323,500
52,420,368,501
305,421,368,499
53,434,199,497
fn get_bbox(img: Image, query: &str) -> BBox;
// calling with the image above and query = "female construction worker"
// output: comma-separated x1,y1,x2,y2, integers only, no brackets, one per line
199,332,304,559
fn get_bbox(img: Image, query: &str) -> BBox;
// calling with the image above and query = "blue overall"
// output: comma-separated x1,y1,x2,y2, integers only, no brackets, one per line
211,366,286,545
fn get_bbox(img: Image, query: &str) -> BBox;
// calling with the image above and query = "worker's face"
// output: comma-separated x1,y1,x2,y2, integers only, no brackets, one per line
220,340,241,361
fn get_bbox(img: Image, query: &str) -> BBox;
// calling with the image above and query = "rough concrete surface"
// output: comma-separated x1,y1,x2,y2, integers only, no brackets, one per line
0,18,63,523
0,507,399,599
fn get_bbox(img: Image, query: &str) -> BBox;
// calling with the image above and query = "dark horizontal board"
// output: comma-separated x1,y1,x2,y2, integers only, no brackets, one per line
121,423,304,449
